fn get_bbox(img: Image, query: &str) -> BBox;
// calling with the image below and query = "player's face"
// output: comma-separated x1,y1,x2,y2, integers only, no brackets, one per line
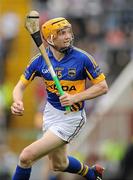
53,27,73,49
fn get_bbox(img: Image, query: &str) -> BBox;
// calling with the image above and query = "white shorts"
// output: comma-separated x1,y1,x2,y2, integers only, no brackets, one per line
42,102,86,142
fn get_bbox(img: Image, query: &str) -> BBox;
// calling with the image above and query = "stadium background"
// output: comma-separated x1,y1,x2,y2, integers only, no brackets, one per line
0,0,133,179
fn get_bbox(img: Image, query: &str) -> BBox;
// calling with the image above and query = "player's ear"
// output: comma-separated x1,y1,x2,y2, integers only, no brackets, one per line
47,35,54,46
47,36,51,43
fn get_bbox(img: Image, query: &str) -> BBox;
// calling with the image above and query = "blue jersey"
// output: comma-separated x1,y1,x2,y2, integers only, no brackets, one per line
20,46,105,111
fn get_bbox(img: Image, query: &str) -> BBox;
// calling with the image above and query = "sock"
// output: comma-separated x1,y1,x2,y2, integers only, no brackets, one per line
64,156,95,179
12,165,31,180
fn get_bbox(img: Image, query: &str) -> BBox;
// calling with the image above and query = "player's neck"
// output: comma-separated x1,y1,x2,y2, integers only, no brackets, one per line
50,46,64,61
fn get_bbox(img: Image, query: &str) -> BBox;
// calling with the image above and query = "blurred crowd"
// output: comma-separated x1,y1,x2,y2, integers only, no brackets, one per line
0,11,20,128
0,11,20,179
0,0,133,179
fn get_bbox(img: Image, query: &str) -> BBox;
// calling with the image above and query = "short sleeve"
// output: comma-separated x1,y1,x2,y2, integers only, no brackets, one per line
84,53,105,84
20,54,41,85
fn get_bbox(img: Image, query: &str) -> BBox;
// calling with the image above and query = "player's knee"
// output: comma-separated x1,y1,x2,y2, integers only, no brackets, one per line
51,160,68,171
19,148,35,167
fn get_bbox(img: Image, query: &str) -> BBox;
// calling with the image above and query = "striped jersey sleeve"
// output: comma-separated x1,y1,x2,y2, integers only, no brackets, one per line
83,53,105,84
20,54,42,85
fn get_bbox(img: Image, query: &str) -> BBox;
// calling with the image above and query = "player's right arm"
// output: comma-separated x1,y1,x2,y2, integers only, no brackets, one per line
11,54,42,116
11,80,26,116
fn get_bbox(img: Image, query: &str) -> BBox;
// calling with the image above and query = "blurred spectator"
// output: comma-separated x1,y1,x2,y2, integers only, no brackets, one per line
1,12,20,53
105,48,131,85
105,27,126,47
0,12,20,83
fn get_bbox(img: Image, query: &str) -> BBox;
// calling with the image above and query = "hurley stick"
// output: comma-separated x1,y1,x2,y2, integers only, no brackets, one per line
25,10,71,113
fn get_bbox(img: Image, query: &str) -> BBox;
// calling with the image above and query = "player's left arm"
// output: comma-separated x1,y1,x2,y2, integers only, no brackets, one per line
59,80,108,106
59,54,108,106
75,79,108,101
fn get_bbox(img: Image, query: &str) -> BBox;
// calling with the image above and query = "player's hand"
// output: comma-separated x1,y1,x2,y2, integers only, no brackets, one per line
59,92,76,106
11,101,24,116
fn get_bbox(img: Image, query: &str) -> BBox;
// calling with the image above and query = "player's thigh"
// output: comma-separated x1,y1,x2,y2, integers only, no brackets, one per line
21,130,67,162
48,144,68,171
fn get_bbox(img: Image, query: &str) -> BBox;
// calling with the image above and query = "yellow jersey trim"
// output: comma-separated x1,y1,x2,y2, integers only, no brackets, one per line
91,73,105,84
20,75,30,85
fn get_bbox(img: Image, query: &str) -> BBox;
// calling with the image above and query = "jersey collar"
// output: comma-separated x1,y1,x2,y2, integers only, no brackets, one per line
46,46,73,59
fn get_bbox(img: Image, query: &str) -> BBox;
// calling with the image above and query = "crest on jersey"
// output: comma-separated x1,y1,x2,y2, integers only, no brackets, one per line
68,68,76,77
